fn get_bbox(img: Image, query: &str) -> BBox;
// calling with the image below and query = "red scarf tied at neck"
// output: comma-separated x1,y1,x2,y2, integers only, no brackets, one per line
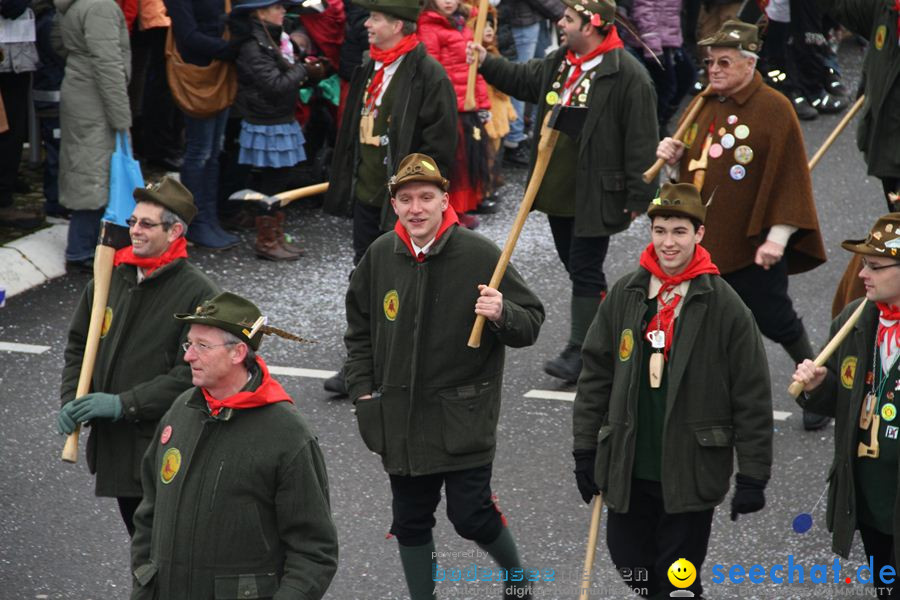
563,25,623,91
201,356,293,416
113,236,188,277
638,242,720,358
877,302,900,351
394,205,460,262
366,34,419,109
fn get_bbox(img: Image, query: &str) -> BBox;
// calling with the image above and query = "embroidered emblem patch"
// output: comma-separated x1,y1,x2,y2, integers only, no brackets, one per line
383,290,399,322
618,329,634,362
684,123,698,149
875,25,886,51
160,448,182,484
100,307,113,339
840,356,857,389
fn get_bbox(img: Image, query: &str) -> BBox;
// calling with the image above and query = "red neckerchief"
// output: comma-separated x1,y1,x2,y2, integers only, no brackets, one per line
877,303,900,350
393,205,460,262
113,236,188,277
563,26,623,90
638,242,720,359
366,34,419,111
201,356,293,417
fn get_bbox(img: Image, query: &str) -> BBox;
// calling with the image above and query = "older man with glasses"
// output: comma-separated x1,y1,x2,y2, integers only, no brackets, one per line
58,176,220,536
656,18,830,431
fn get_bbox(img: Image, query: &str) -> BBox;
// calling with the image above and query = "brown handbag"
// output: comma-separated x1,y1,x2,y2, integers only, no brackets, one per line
165,0,237,119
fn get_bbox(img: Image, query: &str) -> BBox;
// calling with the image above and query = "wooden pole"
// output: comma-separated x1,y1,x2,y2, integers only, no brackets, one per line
642,88,709,184
807,94,865,171
463,0,490,111
576,495,604,599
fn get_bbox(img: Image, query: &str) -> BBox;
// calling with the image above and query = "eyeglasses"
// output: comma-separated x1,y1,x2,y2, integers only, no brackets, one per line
703,57,736,70
126,217,169,230
181,341,237,353
861,258,900,272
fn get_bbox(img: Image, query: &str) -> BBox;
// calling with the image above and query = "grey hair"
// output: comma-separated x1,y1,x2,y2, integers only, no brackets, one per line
221,330,257,371
159,207,188,236
739,49,758,61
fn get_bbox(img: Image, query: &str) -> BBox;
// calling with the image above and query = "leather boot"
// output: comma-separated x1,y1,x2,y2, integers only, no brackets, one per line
254,216,300,261
543,343,582,384
274,211,303,256
783,330,831,431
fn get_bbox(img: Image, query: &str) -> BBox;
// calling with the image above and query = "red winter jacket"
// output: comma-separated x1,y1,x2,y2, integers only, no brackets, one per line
417,9,489,112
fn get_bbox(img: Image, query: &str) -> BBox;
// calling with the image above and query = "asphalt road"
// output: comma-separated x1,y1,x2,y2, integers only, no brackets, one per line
0,43,891,600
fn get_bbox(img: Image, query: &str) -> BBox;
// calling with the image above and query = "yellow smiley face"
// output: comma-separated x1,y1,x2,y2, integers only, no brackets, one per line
668,558,697,589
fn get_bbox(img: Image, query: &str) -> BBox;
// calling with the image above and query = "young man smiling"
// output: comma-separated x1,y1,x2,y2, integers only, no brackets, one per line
344,153,544,599
58,177,220,536
794,214,900,597
573,182,773,598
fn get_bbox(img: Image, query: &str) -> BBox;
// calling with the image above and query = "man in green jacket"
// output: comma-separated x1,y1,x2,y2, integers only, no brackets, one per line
468,0,658,385
130,292,338,600
573,183,773,598
793,214,900,597
322,0,458,396
57,177,220,536
344,153,544,599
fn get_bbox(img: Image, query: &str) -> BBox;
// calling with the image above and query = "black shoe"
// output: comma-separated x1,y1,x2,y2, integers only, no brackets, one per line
803,409,832,431
825,68,850,97
65,258,93,274
503,143,530,168
543,343,582,384
324,367,348,396
811,92,848,115
790,94,819,121
472,198,499,214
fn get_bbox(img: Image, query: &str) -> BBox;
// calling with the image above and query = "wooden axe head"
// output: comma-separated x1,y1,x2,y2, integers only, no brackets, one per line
547,104,589,140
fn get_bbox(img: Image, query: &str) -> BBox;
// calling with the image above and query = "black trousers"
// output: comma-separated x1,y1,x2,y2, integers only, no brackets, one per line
0,72,31,205
130,27,183,160
606,479,714,599
117,496,142,537
883,177,899,212
723,259,805,345
353,201,384,265
859,522,898,597
788,0,831,98
389,463,503,547
547,215,610,297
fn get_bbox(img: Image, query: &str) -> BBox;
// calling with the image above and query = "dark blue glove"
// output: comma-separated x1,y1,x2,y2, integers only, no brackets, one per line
69,392,123,423
57,402,79,435
730,474,767,521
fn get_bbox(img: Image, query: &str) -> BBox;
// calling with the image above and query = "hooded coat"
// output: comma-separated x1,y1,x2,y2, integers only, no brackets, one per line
54,0,131,210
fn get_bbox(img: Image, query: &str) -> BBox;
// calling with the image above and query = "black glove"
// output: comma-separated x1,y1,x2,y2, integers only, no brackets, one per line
730,473,767,521
573,448,600,504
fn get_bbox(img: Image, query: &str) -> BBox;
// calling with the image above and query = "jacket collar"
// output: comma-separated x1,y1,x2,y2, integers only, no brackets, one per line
554,44,622,79
392,220,458,258
624,266,716,302
119,257,187,286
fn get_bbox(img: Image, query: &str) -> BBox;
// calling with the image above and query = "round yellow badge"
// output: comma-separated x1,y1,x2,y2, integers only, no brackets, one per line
545,91,559,106
383,290,399,322
100,307,113,339
882,403,897,422
683,123,698,149
875,25,886,51
668,558,697,589
840,356,857,389
160,448,181,485
618,329,634,362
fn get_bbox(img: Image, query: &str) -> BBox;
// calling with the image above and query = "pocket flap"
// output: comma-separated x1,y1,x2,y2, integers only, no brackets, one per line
596,425,613,444
133,562,157,587
214,573,278,599
694,426,733,447
601,173,625,191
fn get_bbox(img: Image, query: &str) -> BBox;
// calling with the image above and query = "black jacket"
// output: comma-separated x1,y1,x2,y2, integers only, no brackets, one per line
164,0,234,66
506,0,563,28
338,0,368,82
234,19,307,124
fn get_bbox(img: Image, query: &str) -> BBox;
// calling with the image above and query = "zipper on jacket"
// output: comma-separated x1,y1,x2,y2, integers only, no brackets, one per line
209,461,225,511
406,259,427,474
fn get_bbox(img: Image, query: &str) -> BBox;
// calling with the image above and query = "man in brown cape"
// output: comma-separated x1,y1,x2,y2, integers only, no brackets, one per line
656,19,829,430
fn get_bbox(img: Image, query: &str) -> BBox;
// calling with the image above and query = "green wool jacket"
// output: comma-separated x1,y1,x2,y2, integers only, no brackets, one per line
573,268,773,513
344,225,545,476
130,370,338,600
60,259,219,497
479,46,658,237
818,0,900,178
799,300,900,559
324,43,459,230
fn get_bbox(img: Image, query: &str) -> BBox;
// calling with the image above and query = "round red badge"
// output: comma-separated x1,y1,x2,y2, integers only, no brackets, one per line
160,425,172,445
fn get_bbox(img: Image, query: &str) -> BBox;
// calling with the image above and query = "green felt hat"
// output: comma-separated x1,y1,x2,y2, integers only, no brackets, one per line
133,177,197,225
646,182,706,224
698,18,761,53
352,0,423,22
388,152,450,196
560,0,615,26
175,292,265,350
842,214,900,259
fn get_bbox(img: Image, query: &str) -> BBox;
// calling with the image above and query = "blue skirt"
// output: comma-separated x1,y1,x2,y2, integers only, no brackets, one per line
238,121,307,168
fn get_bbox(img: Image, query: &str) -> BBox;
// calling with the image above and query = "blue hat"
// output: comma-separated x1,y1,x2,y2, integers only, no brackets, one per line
231,0,298,14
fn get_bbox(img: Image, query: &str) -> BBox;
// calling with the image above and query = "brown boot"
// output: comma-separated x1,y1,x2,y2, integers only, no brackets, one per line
274,211,303,256
254,216,300,261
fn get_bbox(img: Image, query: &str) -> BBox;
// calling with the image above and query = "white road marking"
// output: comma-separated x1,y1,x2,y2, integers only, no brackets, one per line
524,390,796,422
267,366,337,379
0,341,51,354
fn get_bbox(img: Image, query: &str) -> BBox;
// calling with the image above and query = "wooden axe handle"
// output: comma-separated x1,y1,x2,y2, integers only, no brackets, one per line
807,94,865,171
464,0,490,112
275,182,330,208
642,89,709,184
576,495,604,599
61,244,117,463
468,117,560,348
788,299,868,398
